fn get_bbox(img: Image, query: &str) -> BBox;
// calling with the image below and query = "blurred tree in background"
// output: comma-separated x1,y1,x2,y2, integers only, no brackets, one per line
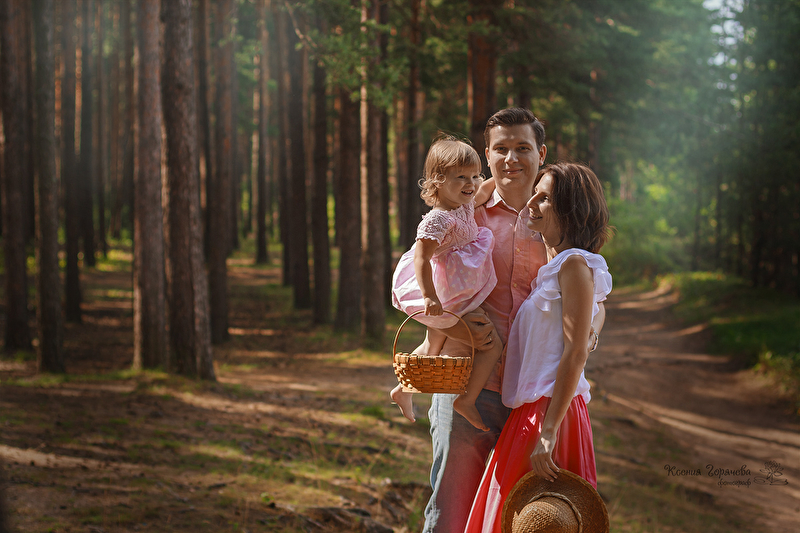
1,0,798,372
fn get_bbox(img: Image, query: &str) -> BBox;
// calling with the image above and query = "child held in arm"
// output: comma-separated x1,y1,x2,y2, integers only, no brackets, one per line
390,135,500,431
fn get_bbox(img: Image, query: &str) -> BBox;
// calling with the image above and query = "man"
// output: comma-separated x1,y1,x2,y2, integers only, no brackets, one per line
422,107,604,532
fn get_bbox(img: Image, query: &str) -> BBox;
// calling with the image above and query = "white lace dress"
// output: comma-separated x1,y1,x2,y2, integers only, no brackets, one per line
502,248,612,408
391,202,496,328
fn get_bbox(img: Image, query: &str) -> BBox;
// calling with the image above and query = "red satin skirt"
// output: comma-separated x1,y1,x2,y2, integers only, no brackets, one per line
463,395,597,533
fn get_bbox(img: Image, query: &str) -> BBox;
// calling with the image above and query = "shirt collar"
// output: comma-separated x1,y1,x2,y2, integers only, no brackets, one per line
486,188,519,213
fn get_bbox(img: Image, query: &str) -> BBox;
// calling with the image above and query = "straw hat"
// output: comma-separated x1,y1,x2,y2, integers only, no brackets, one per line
502,470,609,533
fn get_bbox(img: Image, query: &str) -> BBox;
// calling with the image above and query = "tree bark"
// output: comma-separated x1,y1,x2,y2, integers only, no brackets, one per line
62,0,82,323
285,9,311,309
399,0,425,250
79,0,96,267
32,0,64,371
334,89,362,332
163,0,215,380
132,0,167,370
21,1,35,245
311,24,331,324
95,0,107,257
1,0,33,352
274,1,290,286
467,0,502,176
120,0,135,235
196,0,213,259
108,0,121,241
360,0,388,344
209,0,235,343
255,0,270,265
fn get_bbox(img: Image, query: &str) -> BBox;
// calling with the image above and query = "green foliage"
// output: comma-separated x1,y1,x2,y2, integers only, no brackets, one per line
603,183,689,285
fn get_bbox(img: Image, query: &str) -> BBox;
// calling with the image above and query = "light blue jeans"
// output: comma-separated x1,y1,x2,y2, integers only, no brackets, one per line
422,389,511,533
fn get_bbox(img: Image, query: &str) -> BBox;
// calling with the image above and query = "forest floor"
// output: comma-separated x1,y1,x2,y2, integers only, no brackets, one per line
1,252,799,532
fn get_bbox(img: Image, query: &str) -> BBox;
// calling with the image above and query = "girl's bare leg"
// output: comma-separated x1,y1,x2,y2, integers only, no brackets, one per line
390,327,445,422
453,327,502,431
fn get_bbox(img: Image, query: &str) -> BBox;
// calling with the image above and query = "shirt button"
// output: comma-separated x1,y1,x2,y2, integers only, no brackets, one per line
513,283,518,288
515,247,520,253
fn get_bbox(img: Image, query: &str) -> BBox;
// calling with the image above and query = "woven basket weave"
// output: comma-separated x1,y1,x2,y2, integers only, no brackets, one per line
392,310,474,394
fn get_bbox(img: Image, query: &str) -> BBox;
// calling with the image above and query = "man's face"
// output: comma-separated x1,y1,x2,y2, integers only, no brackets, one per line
485,124,546,192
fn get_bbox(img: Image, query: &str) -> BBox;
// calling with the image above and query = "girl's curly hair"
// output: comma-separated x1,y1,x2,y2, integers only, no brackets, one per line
419,134,482,207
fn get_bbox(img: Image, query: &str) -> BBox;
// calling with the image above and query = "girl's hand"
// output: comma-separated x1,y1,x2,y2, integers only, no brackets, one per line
424,297,443,316
473,177,496,206
530,431,560,482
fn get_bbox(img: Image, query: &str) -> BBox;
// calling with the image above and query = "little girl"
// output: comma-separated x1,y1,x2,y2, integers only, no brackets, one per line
464,162,612,532
390,135,501,431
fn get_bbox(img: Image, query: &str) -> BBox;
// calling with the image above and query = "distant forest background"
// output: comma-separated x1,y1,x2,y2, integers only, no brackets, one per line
1,0,798,378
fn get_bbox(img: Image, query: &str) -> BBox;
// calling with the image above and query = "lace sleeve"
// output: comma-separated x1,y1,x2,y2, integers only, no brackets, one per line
416,210,452,244
532,249,612,315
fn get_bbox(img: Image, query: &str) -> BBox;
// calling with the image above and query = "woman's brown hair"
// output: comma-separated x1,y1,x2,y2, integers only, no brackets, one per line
535,162,610,253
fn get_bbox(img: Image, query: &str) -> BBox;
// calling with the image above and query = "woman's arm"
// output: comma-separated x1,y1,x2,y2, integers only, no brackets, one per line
529,255,594,482
414,238,443,316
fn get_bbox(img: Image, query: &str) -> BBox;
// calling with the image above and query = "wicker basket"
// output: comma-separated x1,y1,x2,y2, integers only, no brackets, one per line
392,310,475,394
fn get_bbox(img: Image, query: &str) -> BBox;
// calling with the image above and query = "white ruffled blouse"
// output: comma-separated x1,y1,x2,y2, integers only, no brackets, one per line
502,248,612,409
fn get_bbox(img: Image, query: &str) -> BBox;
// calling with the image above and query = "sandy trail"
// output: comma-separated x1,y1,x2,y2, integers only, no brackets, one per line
590,285,800,532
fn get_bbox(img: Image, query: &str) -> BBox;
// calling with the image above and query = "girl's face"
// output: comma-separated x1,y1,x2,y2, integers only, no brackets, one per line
526,172,562,245
435,165,482,210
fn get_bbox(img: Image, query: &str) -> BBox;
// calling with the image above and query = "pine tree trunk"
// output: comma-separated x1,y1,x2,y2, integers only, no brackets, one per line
467,0,501,175
163,0,215,380
108,0,121,240
285,9,311,309
79,0,96,267
1,0,33,352
95,0,107,257
196,0,213,259
399,0,424,250
21,1,35,246
33,0,64,372
274,2,290,287
230,38,240,252
255,0,270,265
311,28,331,324
62,0,82,323
334,89,362,332
209,0,235,343
360,0,387,344
121,0,135,234
132,0,167,370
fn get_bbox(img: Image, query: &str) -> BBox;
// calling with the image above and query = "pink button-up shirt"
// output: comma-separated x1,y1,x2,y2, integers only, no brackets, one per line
443,189,547,393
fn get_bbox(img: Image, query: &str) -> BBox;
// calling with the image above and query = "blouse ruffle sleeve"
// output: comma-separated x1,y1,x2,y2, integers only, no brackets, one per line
531,249,612,316
415,210,452,244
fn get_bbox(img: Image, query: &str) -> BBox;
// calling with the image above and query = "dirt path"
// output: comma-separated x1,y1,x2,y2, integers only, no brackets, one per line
590,285,800,532
2,263,799,532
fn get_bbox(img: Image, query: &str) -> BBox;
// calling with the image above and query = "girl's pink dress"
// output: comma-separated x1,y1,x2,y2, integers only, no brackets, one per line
391,202,496,328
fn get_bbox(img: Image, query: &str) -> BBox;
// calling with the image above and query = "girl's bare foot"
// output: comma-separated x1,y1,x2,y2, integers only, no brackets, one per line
390,384,415,422
453,395,488,431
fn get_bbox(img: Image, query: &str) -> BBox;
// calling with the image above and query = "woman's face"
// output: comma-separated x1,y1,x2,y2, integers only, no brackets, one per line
526,173,561,243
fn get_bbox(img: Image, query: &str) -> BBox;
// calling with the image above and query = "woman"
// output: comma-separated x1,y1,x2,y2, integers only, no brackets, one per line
464,162,612,533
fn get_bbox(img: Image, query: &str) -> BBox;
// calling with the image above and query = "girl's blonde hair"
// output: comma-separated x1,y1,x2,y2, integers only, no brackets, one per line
419,135,482,207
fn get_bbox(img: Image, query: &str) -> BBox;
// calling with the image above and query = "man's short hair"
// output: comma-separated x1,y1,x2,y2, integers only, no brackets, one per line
483,107,546,150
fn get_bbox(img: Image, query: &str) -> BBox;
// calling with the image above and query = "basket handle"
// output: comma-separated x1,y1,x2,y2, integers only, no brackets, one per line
392,310,476,360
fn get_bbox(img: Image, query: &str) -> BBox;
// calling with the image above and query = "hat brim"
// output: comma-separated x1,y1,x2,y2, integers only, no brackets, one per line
502,470,609,533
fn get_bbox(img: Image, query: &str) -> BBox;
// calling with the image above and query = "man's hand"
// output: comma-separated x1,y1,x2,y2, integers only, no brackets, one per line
441,308,496,349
